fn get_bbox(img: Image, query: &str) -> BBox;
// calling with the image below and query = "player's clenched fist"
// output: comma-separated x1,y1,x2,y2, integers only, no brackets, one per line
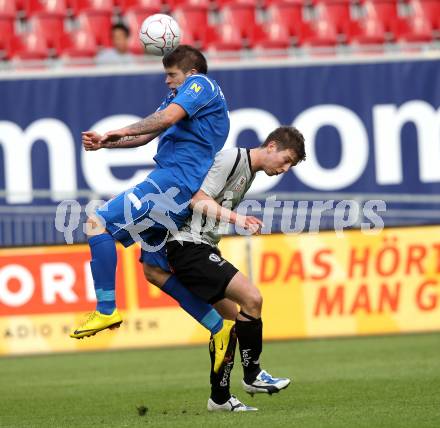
235,214,264,235
82,131,103,151
100,129,127,143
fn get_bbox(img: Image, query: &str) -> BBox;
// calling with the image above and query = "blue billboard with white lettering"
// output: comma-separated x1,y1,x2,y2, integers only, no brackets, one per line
0,58,439,244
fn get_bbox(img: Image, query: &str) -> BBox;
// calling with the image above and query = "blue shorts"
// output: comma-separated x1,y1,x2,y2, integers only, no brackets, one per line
139,244,170,272
96,168,192,257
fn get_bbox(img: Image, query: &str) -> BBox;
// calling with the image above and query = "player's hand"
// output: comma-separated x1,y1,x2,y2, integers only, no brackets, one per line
100,129,128,143
235,215,264,235
82,131,103,151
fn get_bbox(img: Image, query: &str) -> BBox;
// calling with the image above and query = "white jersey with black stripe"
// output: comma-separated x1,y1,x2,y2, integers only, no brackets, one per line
169,148,255,247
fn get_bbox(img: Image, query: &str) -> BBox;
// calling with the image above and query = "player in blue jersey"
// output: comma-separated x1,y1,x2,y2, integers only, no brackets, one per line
70,46,233,349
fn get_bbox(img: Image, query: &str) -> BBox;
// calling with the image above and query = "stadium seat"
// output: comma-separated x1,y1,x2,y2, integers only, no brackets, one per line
20,0,68,17
29,14,66,51
128,33,144,54
61,29,98,57
221,2,260,42
215,0,258,8
0,17,15,60
13,32,50,60
255,21,291,50
305,19,338,46
78,9,113,46
349,17,386,45
0,0,17,17
360,0,401,36
69,0,113,16
174,3,209,43
409,0,440,30
266,1,306,41
398,15,433,43
167,0,211,10
314,0,353,36
208,22,243,51
117,0,162,14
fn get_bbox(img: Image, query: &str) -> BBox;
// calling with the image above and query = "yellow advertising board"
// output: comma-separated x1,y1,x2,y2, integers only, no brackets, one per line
250,226,440,339
0,226,439,355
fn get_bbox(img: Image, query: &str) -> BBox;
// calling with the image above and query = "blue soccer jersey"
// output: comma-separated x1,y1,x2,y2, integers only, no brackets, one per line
154,74,230,194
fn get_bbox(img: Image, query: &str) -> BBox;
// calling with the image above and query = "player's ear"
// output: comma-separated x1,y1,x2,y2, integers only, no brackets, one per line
187,68,198,76
267,141,277,152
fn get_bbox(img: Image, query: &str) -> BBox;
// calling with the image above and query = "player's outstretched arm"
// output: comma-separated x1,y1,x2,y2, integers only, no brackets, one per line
191,190,263,234
99,104,186,143
82,131,158,150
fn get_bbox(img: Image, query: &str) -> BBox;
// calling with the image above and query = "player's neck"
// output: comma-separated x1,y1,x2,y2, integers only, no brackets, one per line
249,148,263,173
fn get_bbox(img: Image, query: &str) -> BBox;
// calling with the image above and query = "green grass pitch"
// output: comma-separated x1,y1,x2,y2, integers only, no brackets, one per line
0,333,439,428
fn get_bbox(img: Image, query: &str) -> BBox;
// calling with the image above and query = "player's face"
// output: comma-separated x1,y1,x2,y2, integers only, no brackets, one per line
263,144,298,176
164,66,193,90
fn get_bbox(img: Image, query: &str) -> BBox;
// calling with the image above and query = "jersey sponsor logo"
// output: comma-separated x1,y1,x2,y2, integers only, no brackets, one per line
185,82,204,98
233,176,247,192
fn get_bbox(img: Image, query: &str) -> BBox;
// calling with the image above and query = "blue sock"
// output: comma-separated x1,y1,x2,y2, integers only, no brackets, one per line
89,234,117,315
162,275,223,334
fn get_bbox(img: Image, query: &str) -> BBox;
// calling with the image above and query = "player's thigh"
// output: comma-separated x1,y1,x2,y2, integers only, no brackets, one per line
224,272,262,310
214,299,239,321
140,238,171,287
96,169,191,246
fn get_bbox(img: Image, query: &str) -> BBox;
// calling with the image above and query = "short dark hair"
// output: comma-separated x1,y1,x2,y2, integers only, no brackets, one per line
162,45,208,74
261,126,306,163
112,23,130,37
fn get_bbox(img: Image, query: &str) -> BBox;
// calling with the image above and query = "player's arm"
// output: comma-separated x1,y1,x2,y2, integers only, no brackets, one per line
82,131,159,151
191,190,263,234
99,104,186,144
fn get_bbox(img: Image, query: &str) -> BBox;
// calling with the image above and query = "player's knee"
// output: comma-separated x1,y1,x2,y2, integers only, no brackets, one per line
243,287,263,317
143,263,168,288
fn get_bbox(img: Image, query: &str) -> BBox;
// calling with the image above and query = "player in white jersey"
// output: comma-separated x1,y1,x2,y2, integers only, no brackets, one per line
161,126,306,411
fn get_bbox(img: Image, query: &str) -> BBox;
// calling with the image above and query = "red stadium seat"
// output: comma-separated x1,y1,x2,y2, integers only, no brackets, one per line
21,0,68,17
174,3,209,42
128,33,143,54
61,29,98,57
215,0,258,8
69,0,113,16
78,9,113,46
29,13,66,51
305,19,338,46
117,0,162,14
360,0,401,36
13,32,50,60
221,2,259,41
208,22,243,51
399,15,433,43
167,0,211,10
0,0,17,17
255,21,291,50
314,0,353,36
349,17,386,45
410,0,440,30
0,17,15,59
267,1,306,40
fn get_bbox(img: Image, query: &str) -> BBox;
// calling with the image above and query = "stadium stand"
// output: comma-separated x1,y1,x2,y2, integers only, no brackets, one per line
0,0,438,64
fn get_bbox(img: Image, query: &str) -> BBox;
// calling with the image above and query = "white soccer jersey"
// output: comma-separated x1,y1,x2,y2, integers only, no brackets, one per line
169,148,255,247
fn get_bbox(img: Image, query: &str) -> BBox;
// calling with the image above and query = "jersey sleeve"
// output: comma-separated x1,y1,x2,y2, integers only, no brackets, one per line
200,150,238,198
171,76,216,118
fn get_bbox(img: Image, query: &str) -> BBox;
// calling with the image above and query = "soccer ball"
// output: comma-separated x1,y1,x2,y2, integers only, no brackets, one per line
139,14,181,56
